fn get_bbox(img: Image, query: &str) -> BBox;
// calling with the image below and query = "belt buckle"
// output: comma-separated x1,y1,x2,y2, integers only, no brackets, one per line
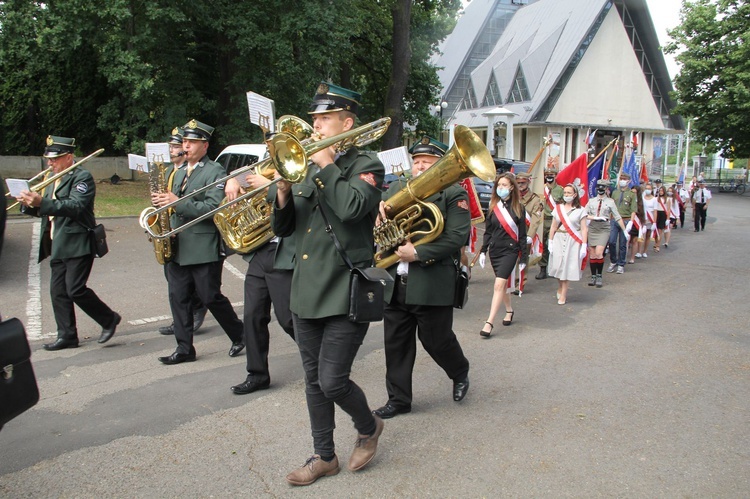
398,275,408,285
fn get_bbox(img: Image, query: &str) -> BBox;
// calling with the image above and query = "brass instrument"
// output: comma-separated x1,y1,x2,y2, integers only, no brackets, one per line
143,116,392,242
138,158,174,264
7,149,105,211
374,125,495,268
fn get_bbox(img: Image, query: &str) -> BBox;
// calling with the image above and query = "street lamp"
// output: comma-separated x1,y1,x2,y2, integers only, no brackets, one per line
434,100,448,140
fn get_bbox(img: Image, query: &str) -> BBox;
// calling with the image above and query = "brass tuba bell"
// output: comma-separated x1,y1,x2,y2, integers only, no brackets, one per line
374,125,495,269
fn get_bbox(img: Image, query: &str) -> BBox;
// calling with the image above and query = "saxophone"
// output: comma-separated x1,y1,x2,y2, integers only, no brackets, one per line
139,159,174,264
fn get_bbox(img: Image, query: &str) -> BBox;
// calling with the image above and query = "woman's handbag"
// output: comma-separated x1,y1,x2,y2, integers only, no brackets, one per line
0,318,40,430
453,260,469,309
318,200,393,323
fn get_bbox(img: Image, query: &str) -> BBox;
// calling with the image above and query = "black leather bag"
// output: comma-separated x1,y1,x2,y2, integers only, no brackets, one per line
0,318,40,430
453,261,469,309
90,223,108,258
348,267,392,323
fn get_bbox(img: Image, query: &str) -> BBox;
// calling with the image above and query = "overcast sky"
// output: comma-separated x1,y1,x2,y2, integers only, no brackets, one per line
645,0,683,79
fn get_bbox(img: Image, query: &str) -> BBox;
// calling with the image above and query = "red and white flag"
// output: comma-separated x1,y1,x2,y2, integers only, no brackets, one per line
555,153,589,205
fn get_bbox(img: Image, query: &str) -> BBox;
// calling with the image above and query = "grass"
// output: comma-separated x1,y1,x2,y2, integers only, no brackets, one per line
94,179,151,217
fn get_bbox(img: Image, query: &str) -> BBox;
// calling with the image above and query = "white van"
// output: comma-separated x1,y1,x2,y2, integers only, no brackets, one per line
214,144,268,174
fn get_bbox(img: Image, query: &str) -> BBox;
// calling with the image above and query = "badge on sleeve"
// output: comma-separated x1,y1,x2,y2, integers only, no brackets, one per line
216,183,225,190
359,172,376,188
75,182,88,194
457,200,469,210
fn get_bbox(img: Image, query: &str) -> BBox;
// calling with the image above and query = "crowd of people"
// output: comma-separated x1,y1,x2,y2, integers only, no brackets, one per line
12,79,717,487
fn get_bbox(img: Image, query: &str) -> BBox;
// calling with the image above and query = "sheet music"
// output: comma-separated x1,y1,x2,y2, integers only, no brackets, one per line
5,178,30,197
128,154,148,172
145,143,170,167
246,92,276,133
377,146,411,175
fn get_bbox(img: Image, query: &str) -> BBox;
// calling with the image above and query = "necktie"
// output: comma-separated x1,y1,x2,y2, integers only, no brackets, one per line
700,189,704,203
596,199,602,217
619,190,624,204
49,178,61,240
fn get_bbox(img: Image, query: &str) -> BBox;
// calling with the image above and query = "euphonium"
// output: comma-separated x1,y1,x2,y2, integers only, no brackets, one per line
374,125,495,269
139,159,174,264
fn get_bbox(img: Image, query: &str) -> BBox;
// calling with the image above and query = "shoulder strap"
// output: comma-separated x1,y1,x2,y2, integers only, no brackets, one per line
317,197,355,270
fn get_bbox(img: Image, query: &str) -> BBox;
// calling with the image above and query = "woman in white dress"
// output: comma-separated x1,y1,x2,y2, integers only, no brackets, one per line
548,184,588,305
638,182,657,258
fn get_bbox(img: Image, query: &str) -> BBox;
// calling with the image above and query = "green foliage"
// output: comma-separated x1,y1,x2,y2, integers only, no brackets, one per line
0,0,461,156
665,0,750,158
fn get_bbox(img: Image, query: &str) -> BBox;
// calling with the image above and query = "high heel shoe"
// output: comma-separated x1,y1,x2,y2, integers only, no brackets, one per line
502,311,514,326
480,322,493,338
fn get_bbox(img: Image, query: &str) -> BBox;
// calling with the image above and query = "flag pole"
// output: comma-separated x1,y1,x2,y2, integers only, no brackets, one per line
587,137,616,169
603,136,620,179
526,135,552,175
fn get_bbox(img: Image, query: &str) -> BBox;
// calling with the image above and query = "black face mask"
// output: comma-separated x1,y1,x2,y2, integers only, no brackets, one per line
545,176,555,183
597,188,606,195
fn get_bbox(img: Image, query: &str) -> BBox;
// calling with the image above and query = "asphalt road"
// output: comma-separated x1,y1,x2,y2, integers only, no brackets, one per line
0,194,748,497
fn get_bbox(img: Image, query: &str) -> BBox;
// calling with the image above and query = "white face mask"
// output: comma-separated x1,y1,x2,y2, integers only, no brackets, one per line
619,180,628,188
644,189,652,195
496,187,510,199
563,195,575,203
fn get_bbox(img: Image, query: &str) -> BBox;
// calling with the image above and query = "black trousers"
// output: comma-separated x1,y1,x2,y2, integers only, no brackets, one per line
50,255,117,340
167,260,243,355
539,216,552,268
243,243,295,381
293,314,375,459
163,264,204,313
694,203,707,230
679,205,685,227
382,279,470,409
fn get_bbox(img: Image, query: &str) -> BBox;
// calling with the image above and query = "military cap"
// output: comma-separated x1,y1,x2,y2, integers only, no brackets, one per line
44,135,75,158
515,172,532,180
308,82,361,116
409,136,448,158
544,166,558,174
619,172,631,179
654,178,663,184
182,119,214,141
169,127,184,145
596,179,611,187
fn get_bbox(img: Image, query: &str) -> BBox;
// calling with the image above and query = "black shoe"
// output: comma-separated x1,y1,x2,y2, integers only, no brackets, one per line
192,307,208,333
535,267,548,280
228,341,245,357
98,312,121,344
453,376,470,402
159,323,175,335
230,377,270,395
158,348,196,365
43,338,79,351
372,403,411,419
502,311,514,326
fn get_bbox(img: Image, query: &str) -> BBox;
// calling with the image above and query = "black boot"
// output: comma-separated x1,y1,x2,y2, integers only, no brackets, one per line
535,267,548,280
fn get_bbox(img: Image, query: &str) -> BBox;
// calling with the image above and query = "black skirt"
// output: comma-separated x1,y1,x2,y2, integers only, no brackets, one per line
656,210,667,230
489,249,519,280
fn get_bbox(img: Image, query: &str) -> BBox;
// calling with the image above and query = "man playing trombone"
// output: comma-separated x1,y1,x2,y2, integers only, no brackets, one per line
16,135,121,351
151,120,244,364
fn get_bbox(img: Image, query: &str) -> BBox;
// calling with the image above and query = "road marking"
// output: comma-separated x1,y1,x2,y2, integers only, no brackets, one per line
224,260,245,279
26,221,44,340
126,302,243,326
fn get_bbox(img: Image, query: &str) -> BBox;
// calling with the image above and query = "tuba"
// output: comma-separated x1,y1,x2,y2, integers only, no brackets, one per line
139,158,174,264
374,125,496,269
214,115,391,254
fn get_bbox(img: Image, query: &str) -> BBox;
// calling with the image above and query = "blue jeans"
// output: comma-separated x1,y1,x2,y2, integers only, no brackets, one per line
608,219,628,266
293,314,376,458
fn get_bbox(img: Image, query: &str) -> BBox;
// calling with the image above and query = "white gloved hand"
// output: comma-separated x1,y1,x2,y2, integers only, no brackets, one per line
526,236,533,245
547,239,553,254
519,263,527,272
579,246,588,261
479,253,486,269
625,231,631,242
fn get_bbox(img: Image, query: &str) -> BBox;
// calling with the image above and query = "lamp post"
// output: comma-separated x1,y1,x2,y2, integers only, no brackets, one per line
482,106,517,158
434,100,448,141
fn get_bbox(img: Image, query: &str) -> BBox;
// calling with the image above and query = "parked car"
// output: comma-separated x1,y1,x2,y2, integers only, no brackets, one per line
215,144,268,175
473,158,533,212
473,177,494,213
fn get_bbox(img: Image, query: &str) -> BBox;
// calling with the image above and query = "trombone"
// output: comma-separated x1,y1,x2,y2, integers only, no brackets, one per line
7,149,105,211
142,116,391,240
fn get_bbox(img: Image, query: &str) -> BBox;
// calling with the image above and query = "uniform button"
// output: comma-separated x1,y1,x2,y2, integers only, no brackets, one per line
307,228,311,233
302,254,308,260
297,191,302,195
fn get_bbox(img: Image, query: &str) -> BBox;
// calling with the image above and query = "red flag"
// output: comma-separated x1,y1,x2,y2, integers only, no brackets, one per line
640,159,649,184
555,153,589,205
458,178,485,224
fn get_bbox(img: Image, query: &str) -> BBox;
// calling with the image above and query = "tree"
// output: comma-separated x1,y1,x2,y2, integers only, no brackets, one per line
665,0,750,159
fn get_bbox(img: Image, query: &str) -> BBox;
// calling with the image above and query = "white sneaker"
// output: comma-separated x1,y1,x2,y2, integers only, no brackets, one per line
616,266,624,274
642,253,648,258
635,253,642,258
606,263,617,273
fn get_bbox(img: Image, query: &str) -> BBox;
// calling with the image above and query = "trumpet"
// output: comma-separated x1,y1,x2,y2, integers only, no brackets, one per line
7,149,105,211
142,116,391,240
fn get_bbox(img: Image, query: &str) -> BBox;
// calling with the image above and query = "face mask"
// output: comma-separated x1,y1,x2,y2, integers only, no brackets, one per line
563,195,575,203
496,187,510,199
597,187,606,195
667,192,673,197
644,189,652,195
619,180,628,187
545,176,555,183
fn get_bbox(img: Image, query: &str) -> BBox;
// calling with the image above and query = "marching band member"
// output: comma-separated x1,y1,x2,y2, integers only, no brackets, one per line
585,179,627,288
548,184,588,305
536,166,564,280
17,136,121,350
271,82,385,486
152,120,244,365
158,127,207,336
373,136,471,420
478,172,528,335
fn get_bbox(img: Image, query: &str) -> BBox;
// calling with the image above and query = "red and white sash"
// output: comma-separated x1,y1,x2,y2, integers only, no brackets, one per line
626,213,646,240
646,208,658,238
556,205,587,270
544,186,557,211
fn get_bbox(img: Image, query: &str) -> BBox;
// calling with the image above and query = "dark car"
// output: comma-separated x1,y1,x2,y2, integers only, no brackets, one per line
473,158,533,212
474,177,494,212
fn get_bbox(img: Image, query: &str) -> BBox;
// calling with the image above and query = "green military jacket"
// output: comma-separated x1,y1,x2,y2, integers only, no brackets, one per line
242,185,296,270
169,155,226,266
271,148,384,319
22,167,97,263
612,187,637,218
542,183,565,218
520,190,544,237
383,183,470,307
